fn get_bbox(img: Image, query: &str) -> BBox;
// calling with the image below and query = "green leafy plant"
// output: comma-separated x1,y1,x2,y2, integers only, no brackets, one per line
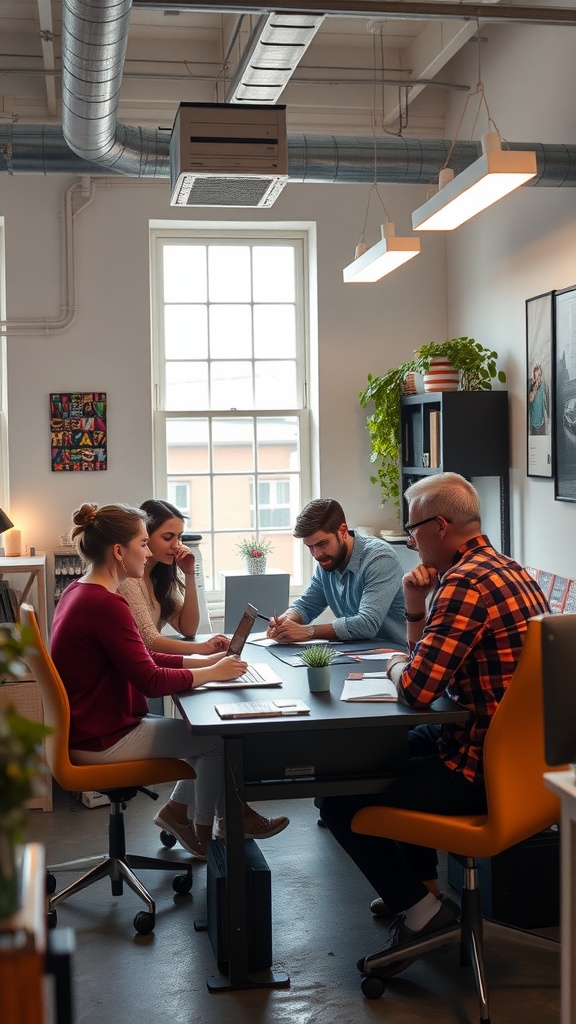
236,536,274,559
0,623,51,843
359,337,506,509
299,645,338,668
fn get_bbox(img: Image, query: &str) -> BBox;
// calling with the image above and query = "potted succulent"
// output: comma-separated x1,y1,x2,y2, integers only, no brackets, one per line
299,644,338,693
236,536,274,576
0,622,50,918
359,337,506,509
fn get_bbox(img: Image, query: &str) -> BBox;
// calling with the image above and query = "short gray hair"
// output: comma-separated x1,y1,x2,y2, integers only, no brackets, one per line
404,473,481,527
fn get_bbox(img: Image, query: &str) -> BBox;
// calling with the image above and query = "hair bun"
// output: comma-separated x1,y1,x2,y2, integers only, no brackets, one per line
73,502,99,527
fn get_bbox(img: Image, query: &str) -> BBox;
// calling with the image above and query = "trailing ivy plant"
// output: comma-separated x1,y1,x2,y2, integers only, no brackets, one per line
359,337,506,510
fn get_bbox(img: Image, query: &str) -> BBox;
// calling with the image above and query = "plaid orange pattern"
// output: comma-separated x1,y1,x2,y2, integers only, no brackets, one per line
399,535,550,783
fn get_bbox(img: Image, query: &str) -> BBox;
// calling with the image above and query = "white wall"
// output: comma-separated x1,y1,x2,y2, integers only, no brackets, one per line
1,171,447,597
444,23,576,575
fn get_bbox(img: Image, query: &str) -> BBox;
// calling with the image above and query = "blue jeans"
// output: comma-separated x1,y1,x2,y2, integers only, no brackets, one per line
318,725,487,914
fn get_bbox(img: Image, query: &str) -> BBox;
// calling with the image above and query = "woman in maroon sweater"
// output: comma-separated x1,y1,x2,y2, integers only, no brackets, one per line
51,502,289,857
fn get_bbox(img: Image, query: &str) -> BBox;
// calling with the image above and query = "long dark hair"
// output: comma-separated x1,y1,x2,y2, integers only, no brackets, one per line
140,499,186,623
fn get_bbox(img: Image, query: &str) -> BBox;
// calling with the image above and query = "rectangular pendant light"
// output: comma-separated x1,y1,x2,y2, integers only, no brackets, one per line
412,133,537,232
343,223,420,283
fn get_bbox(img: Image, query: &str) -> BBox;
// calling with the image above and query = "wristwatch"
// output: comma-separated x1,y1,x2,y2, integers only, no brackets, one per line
306,625,315,639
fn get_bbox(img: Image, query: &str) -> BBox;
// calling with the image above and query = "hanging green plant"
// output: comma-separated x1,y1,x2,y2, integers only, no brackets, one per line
359,337,506,509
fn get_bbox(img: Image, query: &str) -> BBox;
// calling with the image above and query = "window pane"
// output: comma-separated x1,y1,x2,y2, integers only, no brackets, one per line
211,361,253,408
208,246,251,302
255,361,296,408
256,417,300,470
210,305,252,359
167,481,190,518
188,476,212,533
213,475,254,530
254,304,296,358
165,305,208,359
166,362,208,410
212,417,254,472
163,245,207,302
167,418,210,474
253,246,295,302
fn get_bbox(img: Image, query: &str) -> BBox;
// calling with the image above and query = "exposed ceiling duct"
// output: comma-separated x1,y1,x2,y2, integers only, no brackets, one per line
224,12,325,104
0,0,571,188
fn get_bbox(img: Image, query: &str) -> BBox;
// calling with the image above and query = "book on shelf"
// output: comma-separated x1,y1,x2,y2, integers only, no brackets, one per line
429,410,441,468
340,672,398,702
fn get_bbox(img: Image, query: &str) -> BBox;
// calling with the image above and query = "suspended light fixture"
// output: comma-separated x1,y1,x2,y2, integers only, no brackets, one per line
343,222,420,282
412,131,537,232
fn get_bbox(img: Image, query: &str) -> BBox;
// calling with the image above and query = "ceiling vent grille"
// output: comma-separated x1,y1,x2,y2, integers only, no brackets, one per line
169,102,287,208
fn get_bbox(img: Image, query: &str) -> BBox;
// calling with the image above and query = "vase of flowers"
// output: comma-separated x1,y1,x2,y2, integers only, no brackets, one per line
0,622,50,919
299,645,338,693
236,536,273,575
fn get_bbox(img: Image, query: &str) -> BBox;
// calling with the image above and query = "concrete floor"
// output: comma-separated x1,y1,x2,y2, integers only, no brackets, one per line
26,785,560,1024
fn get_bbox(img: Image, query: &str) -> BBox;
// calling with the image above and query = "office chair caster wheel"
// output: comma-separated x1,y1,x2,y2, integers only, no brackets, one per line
134,911,155,935
159,829,177,848
361,974,386,999
47,908,58,930
46,871,57,894
173,872,193,895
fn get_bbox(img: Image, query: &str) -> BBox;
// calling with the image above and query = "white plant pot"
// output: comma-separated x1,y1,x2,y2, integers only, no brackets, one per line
244,556,266,575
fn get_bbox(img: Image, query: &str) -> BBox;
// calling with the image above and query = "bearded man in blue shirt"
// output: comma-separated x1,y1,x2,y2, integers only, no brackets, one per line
266,497,406,648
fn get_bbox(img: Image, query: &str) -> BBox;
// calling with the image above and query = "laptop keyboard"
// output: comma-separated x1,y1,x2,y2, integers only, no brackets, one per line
239,665,264,685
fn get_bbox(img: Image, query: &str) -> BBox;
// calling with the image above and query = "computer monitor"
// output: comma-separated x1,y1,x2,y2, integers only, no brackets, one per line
541,612,576,766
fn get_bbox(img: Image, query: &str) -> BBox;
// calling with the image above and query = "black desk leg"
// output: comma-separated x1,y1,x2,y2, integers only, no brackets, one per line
207,735,289,992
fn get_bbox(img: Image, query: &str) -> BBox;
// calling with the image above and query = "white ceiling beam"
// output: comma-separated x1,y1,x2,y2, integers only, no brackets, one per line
37,0,57,116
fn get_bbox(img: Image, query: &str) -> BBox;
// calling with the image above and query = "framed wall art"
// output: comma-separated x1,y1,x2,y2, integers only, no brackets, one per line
50,392,107,471
526,291,554,477
554,286,576,501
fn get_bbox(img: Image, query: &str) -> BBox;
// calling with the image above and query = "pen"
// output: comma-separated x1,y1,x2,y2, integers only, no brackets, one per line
257,613,271,622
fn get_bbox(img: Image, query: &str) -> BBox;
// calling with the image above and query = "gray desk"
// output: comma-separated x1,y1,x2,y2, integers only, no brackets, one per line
175,640,467,992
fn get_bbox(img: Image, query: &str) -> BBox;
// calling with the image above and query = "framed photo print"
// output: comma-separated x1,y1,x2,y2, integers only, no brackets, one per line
554,285,576,501
526,291,554,477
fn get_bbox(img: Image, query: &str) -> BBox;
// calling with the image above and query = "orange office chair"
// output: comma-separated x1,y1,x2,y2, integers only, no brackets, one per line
351,616,563,1020
20,604,197,935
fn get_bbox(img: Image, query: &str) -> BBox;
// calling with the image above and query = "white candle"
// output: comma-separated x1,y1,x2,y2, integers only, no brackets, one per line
5,529,21,557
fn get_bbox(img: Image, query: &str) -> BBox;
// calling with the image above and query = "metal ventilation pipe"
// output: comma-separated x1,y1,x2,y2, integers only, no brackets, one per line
1,123,576,186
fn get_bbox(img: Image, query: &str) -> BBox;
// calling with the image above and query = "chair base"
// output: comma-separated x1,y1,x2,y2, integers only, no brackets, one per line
46,790,193,933
48,851,193,916
358,864,490,1021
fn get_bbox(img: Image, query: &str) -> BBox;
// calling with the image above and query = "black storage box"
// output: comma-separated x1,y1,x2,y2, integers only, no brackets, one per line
206,838,272,970
447,827,560,929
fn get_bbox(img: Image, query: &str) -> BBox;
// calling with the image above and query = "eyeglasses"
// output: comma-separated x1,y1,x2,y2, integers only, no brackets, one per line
403,515,440,539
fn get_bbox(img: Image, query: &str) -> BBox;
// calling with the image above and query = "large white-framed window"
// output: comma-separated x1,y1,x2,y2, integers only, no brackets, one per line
150,225,312,597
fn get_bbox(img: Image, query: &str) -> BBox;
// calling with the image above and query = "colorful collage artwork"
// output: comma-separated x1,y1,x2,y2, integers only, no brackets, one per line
50,392,107,471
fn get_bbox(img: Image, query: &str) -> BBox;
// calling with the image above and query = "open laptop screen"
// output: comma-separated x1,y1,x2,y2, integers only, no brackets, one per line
227,603,258,657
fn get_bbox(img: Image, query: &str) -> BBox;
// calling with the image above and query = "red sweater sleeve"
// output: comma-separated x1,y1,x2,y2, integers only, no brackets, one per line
51,581,194,751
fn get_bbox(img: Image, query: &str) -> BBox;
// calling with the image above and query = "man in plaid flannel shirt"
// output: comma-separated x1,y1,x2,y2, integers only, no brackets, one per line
319,472,549,970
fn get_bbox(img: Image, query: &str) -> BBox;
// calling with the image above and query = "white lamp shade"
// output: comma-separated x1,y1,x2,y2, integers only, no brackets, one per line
343,224,420,283
412,145,537,231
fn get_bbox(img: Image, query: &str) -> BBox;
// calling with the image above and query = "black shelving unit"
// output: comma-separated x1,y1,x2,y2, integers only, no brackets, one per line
401,391,510,555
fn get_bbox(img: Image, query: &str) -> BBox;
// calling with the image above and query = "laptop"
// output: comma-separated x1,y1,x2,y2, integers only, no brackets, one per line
227,602,258,656
200,661,283,689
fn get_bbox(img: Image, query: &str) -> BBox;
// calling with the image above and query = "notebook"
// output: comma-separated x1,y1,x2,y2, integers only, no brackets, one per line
227,602,258,656
215,698,311,720
199,662,283,689
340,672,398,702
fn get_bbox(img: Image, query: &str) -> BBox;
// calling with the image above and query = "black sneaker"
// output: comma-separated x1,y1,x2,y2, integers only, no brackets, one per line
360,896,460,978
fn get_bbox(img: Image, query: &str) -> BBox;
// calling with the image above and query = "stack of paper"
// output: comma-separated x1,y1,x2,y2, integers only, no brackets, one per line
340,672,398,702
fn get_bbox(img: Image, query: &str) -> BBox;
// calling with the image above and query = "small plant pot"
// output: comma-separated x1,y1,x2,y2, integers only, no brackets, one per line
423,357,459,392
307,666,331,693
245,556,266,575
